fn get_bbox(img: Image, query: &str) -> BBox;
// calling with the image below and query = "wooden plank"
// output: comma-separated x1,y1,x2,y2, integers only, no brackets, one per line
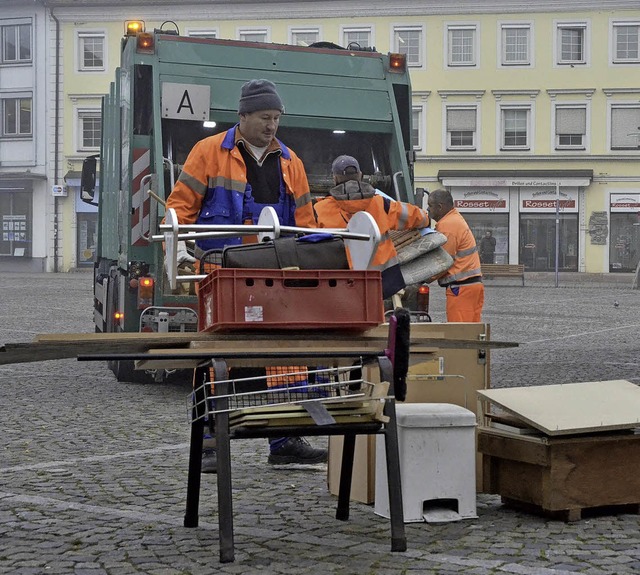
133,344,437,370
230,412,382,428
478,380,640,436
0,322,517,367
477,428,550,466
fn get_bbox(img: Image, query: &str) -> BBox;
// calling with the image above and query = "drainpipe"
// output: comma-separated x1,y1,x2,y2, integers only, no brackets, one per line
50,7,60,272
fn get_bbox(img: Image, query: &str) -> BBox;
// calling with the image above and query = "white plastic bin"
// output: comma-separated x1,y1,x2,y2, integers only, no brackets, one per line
375,403,477,523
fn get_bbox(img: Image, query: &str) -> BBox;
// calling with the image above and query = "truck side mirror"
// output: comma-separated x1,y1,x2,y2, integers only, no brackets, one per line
81,155,98,203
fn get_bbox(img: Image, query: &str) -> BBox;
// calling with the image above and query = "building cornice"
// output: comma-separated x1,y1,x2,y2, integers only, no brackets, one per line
492,90,540,100
438,90,485,100
603,87,640,97
37,1,640,22
547,88,596,99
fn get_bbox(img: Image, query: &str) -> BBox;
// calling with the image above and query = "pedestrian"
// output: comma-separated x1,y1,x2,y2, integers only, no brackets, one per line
479,230,496,264
314,154,431,299
426,189,484,322
165,79,325,473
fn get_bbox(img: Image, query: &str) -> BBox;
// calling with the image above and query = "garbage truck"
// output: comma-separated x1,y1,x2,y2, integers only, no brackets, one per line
81,21,418,382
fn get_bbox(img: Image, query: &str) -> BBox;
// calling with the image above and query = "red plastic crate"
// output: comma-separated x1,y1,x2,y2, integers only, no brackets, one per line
198,268,384,332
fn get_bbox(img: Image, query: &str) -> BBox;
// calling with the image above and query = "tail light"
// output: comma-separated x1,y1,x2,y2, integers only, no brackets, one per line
416,283,430,313
137,32,154,53
388,52,406,73
137,276,154,309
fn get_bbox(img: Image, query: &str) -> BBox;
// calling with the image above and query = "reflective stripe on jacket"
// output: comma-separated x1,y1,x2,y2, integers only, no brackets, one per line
314,181,430,272
435,208,482,286
166,125,314,251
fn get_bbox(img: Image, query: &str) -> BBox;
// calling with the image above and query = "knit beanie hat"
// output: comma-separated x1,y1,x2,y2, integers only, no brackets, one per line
238,79,284,114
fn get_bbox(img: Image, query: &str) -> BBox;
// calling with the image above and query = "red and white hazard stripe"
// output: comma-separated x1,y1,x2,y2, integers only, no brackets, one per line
131,147,151,246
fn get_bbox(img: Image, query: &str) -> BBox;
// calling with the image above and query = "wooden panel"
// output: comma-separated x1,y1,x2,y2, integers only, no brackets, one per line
477,429,550,466
0,323,517,367
478,380,640,436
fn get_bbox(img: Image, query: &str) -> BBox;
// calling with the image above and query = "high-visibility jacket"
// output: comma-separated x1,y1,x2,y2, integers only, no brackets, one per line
166,125,314,251
314,180,430,297
434,208,482,286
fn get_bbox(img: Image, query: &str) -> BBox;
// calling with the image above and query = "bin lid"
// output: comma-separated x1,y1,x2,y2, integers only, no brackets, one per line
395,403,476,428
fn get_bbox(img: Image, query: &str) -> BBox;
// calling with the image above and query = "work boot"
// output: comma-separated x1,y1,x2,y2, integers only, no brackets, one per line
267,437,327,465
201,448,217,474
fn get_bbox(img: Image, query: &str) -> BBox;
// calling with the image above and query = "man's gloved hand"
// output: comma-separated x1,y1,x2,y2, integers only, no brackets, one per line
176,240,196,265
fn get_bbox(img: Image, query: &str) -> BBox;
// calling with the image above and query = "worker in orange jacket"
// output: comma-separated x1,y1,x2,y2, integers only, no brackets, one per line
427,188,484,322
165,79,324,473
314,155,431,298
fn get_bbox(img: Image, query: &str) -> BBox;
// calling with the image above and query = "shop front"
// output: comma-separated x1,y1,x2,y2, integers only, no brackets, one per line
447,188,510,264
65,171,98,268
439,170,592,273
609,192,640,273
519,188,579,272
0,177,34,268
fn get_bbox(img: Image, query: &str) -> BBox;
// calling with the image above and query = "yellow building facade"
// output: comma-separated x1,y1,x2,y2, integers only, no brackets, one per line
52,1,639,274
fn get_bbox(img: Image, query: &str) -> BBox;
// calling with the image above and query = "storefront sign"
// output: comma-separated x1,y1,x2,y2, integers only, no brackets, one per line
610,193,640,212
451,188,509,212
442,177,591,187
520,188,578,213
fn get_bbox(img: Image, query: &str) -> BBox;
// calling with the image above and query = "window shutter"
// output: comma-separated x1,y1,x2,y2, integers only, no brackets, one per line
556,108,586,135
447,108,476,131
611,108,640,148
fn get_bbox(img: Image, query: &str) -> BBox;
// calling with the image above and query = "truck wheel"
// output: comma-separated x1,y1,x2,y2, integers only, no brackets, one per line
109,359,153,384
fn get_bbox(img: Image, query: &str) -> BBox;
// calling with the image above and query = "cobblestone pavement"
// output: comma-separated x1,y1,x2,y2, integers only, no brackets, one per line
1,271,639,575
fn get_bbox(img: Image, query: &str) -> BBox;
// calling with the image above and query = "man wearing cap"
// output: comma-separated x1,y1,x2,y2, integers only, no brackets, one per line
165,79,324,472
166,78,314,253
314,155,431,299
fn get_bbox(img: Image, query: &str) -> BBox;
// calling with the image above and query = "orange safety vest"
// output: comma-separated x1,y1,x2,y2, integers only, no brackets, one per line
314,182,430,272
434,208,482,286
166,126,315,235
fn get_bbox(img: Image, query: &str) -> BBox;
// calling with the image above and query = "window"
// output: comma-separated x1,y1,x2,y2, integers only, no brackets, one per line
447,25,477,67
343,27,372,50
394,26,423,67
238,29,268,43
610,105,640,150
78,31,105,71
555,106,586,150
557,23,587,65
446,106,476,150
1,22,31,63
0,189,32,257
2,96,32,137
290,28,319,47
412,106,422,150
500,24,530,66
501,106,530,150
613,22,640,63
186,29,218,39
78,110,101,151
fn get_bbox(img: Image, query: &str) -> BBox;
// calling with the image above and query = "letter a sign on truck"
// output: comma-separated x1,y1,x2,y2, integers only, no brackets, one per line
161,83,210,121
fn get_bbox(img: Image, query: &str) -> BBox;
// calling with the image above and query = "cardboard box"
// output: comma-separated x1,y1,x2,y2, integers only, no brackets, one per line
327,435,376,504
327,322,491,503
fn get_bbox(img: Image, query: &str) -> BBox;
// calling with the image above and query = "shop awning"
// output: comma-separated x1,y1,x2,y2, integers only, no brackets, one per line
438,169,593,187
